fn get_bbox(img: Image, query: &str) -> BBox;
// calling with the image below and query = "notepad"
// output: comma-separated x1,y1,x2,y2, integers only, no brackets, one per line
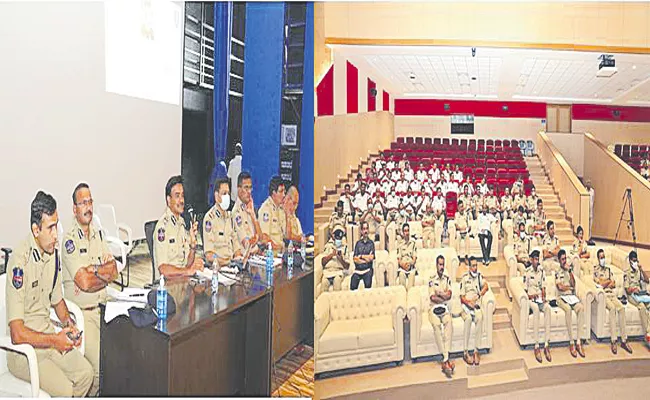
196,268,237,286
560,295,580,306
107,287,150,303
104,301,146,323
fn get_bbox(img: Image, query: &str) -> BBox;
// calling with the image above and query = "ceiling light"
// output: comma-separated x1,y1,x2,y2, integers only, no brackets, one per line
632,65,637,70
594,93,598,97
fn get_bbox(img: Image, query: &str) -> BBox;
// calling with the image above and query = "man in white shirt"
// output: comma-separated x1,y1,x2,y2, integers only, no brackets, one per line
386,158,396,170
396,178,408,194
453,165,463,182
442,163,452,181
477,178,489,196
423,181,433,197
416,162,428,182
399,154,409,170
386,193,399,212
339,184,354,220
443,176,459,195
477,206,498,265
432,191,446,215
585,180,595,244
404,164,414,182
410,179,422,193
354,183,370,217
429,163,441,183
391,168,402,182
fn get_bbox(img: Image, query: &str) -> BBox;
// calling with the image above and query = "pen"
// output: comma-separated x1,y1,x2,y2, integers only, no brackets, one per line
129,293,145,297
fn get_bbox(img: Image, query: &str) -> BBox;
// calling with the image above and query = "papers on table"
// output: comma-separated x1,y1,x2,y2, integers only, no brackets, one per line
195,268,237,287
560,294,580,306
104,301,146,323
107,287,150,304
248,255,283,269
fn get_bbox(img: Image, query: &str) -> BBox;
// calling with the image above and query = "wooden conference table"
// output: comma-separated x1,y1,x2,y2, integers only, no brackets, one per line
100,257,313,396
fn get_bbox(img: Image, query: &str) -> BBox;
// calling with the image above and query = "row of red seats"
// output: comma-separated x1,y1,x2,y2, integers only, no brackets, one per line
396,137,520,147
614,144,650,158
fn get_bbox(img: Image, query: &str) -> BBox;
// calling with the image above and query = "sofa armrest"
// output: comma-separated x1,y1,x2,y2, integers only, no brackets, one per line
407,288,422,343
579,276,604,306
314,294,330,342
448,220,457,248
575,278,594,308
317,222,328,252
481,286,496,314
510,277,528,310
504,245,518,279
0,336,40,397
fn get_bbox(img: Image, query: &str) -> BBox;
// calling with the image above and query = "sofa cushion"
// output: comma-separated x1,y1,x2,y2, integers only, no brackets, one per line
319,320,359,354
419,313,464,344
358,315,395,348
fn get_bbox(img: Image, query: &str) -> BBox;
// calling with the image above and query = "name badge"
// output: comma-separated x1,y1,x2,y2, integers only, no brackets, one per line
169,238,176,244
32,280,39,288
219,232,224,236
80,248,87,254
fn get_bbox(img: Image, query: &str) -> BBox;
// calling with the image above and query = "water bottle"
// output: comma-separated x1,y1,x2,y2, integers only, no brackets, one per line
265,243,274,285
211,267,219,294
287,240,294,268
156,275,167,320
300,239,306,261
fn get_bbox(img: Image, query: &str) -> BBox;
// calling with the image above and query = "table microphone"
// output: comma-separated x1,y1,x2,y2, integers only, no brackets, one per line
184,205,196,230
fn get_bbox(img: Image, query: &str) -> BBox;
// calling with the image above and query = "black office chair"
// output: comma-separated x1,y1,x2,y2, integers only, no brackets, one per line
144,220,157,289
1,247,11,275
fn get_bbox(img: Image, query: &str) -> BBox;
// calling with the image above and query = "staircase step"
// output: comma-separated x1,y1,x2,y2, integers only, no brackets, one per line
467,367,529,389
493,313,511,330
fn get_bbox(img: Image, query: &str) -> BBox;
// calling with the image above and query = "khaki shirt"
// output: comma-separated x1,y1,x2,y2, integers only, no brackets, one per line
232,198,256,246
555,268,576,296
543,234,560,259
203,205,242,259
572,238,587,256
6,234,63,334
61,219,112,308
593,265,615,294
485,196,498,210
154,207,190,269
513,195,527,209
624,267,643,292
473,195,484,210
513,214,526,230
533,210,546,227
397,240,417,265
459,272,483,302
527,195,539,210
328,212,347,234
322,239,348,278
514,236,531,261
428,272,452,307
258,197,286,249
501,196,512,210
523,266,545,297
286,211,303,238
421,212,436,232
458,195,471,210
454,211,470,232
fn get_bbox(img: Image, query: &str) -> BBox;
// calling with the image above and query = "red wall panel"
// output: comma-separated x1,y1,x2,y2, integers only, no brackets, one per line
394,99,546,118
346,61,358,114
572,104,650,123
367,78,376,112
316,65,334,116
383,90,390,112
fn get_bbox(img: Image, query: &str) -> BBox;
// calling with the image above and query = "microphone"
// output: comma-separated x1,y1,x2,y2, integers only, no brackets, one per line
183,204,196,230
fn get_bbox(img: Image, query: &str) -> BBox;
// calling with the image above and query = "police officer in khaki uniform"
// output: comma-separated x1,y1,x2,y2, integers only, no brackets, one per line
460,257,489,366
232,171,265,255
514,222,531,275
513,206,527,240
454,201,471,260
154,176,203,278
555,249,586,358
321,226,349,292
204,177,243,267
421,203,437,249
572,226,591,274
6,191,93,397
542,221,561,273
527,187,539,217
328,201,348,238
531,199,546,244
62,183,118,396
283,186,304,244
396,223,417,289
593,249,632,354
428,255,454,377
523,250,552,363
258,176,287,251
361,198,383,243
624,251,650,345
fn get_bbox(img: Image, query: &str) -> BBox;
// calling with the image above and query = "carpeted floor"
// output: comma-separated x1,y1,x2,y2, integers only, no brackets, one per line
272,345,315,398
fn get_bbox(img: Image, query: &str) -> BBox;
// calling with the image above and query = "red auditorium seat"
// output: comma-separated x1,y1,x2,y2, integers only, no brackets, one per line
468,139,476,150
497,168,507,176
503,140,511,147
442,138,450,146
460,139,468,148
614,144,622,156
451,138,459,146
486,139,494,146
487,177,497,186
424,138,432,145
406,137,415,144
434,138,441,145
464,158,475,167
495,140,502,147
486,159,496,167
463,166,473,176
397,137,405,143
415,137,424,145
622,145,630,157
486,166,497,175
445,192,458,219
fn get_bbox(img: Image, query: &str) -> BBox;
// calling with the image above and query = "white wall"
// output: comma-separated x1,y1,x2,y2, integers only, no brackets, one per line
547,132,585,177
394,116,545,141
0,2,183,246
572,120,650,146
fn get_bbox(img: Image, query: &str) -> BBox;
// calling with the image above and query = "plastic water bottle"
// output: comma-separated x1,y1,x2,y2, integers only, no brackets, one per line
300,239,306,261
211,267,219,294
287,240,294,268
265,243,274,285
156,275,167,320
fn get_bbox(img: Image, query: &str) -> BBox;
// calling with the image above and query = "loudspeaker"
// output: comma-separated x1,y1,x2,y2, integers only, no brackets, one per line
369,87,378,97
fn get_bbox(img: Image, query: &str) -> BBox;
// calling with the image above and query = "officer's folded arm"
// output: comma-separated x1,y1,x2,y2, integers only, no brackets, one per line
74,258,118,292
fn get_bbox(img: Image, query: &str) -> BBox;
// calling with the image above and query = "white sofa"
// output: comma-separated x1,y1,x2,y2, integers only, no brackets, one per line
317,222,354,254
314,250,388,299
407,282,496,359
504,244,579,299
350,222,386,252
510,274,594,347
575,245,647,341
448,218,500,260
314,286,407,374
385,248,459,287
386,221,427,252
502,218,534,247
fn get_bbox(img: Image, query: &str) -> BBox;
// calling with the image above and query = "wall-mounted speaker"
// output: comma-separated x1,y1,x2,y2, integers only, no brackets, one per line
369,87,378,97
613,110,621,118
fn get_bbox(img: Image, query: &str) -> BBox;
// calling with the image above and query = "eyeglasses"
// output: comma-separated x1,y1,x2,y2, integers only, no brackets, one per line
76,199,94,207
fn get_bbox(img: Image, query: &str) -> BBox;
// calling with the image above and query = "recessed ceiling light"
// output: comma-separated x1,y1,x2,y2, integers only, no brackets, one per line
594,93,598,97
632,65,637,70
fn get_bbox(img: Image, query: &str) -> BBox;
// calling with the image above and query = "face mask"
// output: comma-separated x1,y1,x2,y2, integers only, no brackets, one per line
520,232,526,240
599,258,605,267
400,210,406,217
335,239,342,248
219,194,230,210
631,261,638,270
470,271,477,278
